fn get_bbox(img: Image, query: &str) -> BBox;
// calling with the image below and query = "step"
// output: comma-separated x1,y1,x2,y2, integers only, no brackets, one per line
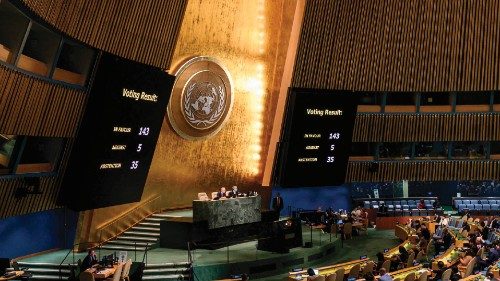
26,268,71,274
17,262,76,268
143,268,190,274
30,274,70,280
142,274,190,280
144,217,168,222
146,262,191,269
123,230,160,237
100,245,149,251
139,222,160,227
107,240,153,247
131,226,160,232
151,213,180,218
117,235,158,242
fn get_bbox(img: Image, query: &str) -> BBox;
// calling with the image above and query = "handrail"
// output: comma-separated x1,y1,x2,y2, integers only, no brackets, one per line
96,195,161,231
95,195,161,247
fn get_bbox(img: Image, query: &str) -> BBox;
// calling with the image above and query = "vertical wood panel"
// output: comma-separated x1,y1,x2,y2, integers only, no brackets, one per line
294,0,500,91
294,0,500,182
0,66,84,137
21,0,187,69
0,66,86,218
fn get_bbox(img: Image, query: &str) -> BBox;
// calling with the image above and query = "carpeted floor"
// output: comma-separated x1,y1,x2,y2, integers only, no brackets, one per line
19,225,399,281
251,228,399,281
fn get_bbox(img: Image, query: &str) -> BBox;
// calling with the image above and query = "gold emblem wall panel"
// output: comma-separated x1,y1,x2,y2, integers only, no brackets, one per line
81,0,296,238
139,0,298,209
73,0,298,242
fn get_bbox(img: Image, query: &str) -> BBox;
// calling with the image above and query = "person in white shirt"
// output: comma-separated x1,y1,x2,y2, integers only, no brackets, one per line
440,215,449,226
379,268,393,281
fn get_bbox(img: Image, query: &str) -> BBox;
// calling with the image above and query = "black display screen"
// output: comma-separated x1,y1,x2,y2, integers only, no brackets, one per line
274,88,358,187
59,52,174,211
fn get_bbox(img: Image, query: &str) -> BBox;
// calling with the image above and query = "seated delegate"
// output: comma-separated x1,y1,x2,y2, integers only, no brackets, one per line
214,187,228,200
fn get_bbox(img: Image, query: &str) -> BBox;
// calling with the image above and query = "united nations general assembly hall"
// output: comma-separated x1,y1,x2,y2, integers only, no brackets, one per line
0,1,499,281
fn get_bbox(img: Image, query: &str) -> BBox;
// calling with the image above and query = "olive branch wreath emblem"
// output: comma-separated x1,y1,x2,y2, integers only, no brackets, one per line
183,82,225,127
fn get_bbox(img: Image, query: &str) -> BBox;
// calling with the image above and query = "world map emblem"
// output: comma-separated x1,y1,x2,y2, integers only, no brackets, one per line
167,57,233,140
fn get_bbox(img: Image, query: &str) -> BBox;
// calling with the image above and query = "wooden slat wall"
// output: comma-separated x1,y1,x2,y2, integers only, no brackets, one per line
20,0,188,69
0,66,84,218
293,0,500,91
353,113,500,142
347,160,500,182
0,0,187,219
0,177,59,218
0,64,84,218
293,0,500,181
0,138,75,218
0,65,85,137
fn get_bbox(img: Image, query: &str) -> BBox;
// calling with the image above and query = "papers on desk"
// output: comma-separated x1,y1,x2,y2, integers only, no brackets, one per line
117,251,127,263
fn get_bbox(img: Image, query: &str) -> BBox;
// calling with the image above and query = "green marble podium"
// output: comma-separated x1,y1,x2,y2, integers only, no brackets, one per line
192,195,261,229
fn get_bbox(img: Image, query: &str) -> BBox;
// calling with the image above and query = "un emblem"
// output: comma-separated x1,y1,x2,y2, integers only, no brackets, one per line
167,57,233,140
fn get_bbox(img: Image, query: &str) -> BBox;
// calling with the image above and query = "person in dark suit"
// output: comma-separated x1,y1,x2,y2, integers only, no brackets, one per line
214,187,227,200
228,186,239,198
420,225,431,241
432,261,447,281
272,193,284,215
80,249,97,272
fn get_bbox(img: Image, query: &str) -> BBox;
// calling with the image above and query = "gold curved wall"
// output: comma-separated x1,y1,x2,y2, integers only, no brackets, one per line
20,0,187,68
80,0,298,244
141,0,297,209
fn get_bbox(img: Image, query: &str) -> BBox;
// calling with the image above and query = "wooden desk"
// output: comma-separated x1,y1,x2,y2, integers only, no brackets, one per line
432,245,462,269
384,241,413,259
387,265,427,280
449,229,469,247
288,258,370,280
460,274,482,281
426,222,436,234
492,266,500,279
0,271,25,281
86,264,118,279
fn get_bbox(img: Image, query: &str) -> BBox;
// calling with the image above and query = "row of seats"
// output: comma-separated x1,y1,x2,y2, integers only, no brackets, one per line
454,199,500,208
453,198,500,215
362,199,440,210
378,209,444,217
456,204,500,211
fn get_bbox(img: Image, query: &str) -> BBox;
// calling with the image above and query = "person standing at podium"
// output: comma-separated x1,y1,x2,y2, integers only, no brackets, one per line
272,193,284,216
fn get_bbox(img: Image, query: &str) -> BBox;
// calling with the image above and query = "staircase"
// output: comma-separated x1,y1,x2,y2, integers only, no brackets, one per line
14,262,75,280
101,212,172,252
15,212,193,280
13,261,191,281
143,262,191,280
